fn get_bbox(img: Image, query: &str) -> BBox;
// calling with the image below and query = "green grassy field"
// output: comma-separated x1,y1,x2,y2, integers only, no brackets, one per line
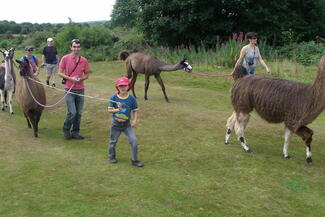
0,59,325,217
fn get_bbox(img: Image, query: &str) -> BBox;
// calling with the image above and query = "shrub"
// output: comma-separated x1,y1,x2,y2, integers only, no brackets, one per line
55,24,117,61
279,41,325,65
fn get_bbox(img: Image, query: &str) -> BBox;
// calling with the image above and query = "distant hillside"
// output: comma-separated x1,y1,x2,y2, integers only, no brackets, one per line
79,20,109,24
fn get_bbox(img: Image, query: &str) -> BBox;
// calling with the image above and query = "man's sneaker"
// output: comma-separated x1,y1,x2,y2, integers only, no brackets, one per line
108,158,118,163
63,130,72,140
131,160,144,167
71,134,84,140
46,80,50,86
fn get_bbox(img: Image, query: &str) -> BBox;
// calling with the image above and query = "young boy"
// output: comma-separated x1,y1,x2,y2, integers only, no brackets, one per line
107,77,144,167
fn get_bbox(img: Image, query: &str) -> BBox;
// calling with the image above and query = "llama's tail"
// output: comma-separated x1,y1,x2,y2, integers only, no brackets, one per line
125,58,133,79
119,51,130,60
232,65,248,81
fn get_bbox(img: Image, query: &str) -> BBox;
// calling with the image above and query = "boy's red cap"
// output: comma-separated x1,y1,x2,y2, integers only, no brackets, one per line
116,77,129,86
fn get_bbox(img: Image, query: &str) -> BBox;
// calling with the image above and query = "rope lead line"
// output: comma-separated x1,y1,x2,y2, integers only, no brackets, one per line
25,78,74,108
187,71,232,78
26,77,120,108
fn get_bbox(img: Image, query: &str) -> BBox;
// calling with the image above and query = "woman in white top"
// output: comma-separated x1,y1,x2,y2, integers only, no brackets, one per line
233,32,270,75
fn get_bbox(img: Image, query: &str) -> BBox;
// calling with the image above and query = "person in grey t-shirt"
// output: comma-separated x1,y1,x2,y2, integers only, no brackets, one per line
233,32,270,75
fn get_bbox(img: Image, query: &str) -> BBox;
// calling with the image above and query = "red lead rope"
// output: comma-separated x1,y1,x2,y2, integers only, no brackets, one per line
187,71,232,78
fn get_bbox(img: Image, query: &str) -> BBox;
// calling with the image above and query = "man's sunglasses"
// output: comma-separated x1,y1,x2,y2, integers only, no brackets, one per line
71,39,80,43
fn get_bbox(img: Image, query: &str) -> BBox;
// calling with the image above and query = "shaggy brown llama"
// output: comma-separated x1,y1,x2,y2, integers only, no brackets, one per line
224,54,325,164
119,51,192,102
15,59,46,137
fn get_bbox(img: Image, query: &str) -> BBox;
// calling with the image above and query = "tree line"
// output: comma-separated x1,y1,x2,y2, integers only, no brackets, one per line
110,0,325,47
1,0,325,63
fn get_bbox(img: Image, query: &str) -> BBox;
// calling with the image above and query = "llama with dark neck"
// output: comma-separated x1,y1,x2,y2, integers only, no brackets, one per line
15,59,46,137
225,54,325,164
119,51,192,102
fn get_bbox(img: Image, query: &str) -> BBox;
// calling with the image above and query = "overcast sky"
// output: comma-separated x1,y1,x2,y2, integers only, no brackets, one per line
0,0,116,24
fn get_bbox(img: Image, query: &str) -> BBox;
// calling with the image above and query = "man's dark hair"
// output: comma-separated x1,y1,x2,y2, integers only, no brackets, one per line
70,39,81,46
246,32,258,39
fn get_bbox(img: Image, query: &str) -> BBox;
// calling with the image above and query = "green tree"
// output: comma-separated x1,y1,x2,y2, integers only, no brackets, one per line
110,0,143,28
110,0,325,46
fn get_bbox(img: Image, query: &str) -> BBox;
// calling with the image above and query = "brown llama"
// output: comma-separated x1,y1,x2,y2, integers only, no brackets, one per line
224,54,325,164
15,59,46,137
119,51,192,102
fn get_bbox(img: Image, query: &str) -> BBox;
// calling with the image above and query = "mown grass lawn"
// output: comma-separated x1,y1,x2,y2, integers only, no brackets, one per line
0,59,325,217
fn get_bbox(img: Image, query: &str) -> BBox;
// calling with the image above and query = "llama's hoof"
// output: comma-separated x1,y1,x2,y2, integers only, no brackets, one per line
1,108,4,111
306,157,312,164
284,155,291,159
224,141,230,145
10,112,14,115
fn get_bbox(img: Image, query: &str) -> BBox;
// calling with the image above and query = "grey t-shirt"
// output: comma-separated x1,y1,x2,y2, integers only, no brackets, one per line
243,45,260,69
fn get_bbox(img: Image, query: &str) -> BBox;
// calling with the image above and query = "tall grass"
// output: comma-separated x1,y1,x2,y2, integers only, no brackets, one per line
146,38,278,73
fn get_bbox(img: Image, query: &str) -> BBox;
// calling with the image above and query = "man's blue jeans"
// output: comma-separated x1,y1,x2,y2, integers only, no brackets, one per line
63,89,84,135
108,120,138,161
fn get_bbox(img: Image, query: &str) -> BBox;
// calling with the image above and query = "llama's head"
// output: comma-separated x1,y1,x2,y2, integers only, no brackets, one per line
16,59,31,77
180,57,193,72
0,48,15,61
232,65,248,81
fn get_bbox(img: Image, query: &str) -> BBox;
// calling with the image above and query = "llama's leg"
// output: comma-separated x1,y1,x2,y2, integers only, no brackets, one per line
234,112,251,153
296,126,313,164
8,90,13,114
24,112,32,128
4,90,7,108
154,74,169,102
34,111,42,137
225,112,236,144
283,127,292,159
130,73,138,98
0,90,4,111
144,74,150,100
27,110,38,137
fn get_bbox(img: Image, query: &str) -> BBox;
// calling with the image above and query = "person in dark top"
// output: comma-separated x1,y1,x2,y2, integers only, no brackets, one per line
42,38,59,87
